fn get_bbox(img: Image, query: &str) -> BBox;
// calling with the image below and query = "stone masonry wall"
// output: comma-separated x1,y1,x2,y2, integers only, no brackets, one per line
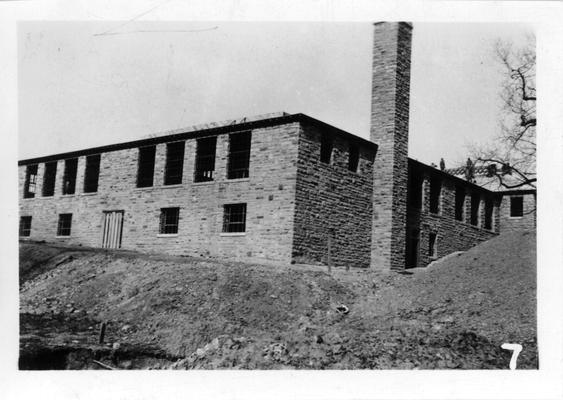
370,22,412,270
499,192,536,232
19,122,300,264
291,122,376,269
406,167,498,268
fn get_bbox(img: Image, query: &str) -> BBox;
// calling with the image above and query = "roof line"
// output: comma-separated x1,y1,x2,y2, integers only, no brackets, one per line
18,113,377,166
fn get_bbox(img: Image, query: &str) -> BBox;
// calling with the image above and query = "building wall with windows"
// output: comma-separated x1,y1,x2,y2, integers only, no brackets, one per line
498,190,537,232
18,120,304,264
405,160,499,268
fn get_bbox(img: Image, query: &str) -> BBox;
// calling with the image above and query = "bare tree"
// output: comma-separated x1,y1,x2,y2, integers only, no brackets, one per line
471,35,536,189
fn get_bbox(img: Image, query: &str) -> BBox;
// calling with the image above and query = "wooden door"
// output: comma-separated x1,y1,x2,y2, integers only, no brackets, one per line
101,211,124,249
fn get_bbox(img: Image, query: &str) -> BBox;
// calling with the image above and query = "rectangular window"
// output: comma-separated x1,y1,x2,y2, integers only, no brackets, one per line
429,232,437,258
455,186,465,221
42,161,57,197
19,216,32,237
320,134,334,164
194,136,217,182
429,178,441,214
62,158,78,195
57,213,72,236
510,196,524,217
223,203,247,233
137,145,156,188
484,198,494,230
159,207,180,234
83,154,101,193
23,164,38,198
227,131,251,179
348,143,359,172
470,193,480,226
408,172,423,209
164,141,185,185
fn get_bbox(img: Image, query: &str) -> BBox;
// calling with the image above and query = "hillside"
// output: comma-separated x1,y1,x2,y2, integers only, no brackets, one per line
19,230,537,369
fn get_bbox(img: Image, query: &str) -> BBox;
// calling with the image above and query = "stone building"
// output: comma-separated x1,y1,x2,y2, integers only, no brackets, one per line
18,22,536,270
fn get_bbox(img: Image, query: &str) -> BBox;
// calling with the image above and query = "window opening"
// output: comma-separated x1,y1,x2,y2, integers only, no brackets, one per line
19,216,32,237
455,186,465,221
470,193,480,226
348,143,359,172
429,232,437,258
320,134,334,164
510,196,524,217
227,131,251,179
137,146,156,188
159,207,180,234
194,136,217,182
83,154,101,193
223,203,247,233
484,198,494,230
57,213,72,236
24,164,38,198
42,161,57,197
429,178,441,214
62,158,78,195
164,141,185,185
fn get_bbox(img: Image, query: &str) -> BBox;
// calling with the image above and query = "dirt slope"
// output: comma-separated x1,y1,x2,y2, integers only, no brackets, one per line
19,230,536,369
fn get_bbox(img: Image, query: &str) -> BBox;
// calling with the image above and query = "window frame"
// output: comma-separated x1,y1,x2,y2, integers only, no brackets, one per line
19,216,32,237
42,161,57,197
222,203,247,233
227,131,252,180
23,164,38,199
164,141,185,186
159,207,180,235
194,136,217,183
57,213,73,236
83,154,101,193
137,145,156,188
62,158,78,195
510,196,524,218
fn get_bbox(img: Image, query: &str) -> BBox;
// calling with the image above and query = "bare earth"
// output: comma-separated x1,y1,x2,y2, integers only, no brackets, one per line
19,230,537,369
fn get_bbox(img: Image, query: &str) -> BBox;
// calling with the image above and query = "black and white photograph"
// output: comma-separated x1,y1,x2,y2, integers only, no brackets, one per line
3,1,563,399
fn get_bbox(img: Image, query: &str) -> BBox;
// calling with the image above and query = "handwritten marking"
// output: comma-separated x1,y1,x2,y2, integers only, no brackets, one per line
501,343,522,370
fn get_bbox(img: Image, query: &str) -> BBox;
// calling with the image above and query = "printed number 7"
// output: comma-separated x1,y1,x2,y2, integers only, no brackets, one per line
501,343,522,370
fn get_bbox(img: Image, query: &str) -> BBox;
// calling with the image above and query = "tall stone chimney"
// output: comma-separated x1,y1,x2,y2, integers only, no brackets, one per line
370,22,412,270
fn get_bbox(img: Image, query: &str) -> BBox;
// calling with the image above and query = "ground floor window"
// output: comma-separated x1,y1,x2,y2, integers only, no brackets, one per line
19,216,32,237
510,196,524,217
57,213,72,236
223,203,247,233
159,207,180,234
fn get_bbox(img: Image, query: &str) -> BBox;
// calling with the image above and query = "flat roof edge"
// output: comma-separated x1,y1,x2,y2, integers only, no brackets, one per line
18,113,376,166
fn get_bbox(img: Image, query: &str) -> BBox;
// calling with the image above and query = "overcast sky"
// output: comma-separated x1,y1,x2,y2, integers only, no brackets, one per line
18,21,532,167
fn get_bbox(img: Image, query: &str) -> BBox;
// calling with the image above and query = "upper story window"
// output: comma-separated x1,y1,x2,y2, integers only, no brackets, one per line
455,186,465,221
164,141,185,185
407,171,423,210
42,161,57,197
194,136,217,182
23,164,38,198
62,158,78,195
484,198,494,230
429,177,441,214
19,216,32,237
137,145,156,188
348,143,359,172
159,207,180,234
470,193,481,226
227,131,251,179
510,196,524,217
83,154,101,193
320,134,334,164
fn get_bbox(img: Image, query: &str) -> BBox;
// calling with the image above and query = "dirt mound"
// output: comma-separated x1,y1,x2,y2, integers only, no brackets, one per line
19,230,536,369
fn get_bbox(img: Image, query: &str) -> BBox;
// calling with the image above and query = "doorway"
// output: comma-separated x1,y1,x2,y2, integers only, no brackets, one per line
406,228,420,268
101,210,124,249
